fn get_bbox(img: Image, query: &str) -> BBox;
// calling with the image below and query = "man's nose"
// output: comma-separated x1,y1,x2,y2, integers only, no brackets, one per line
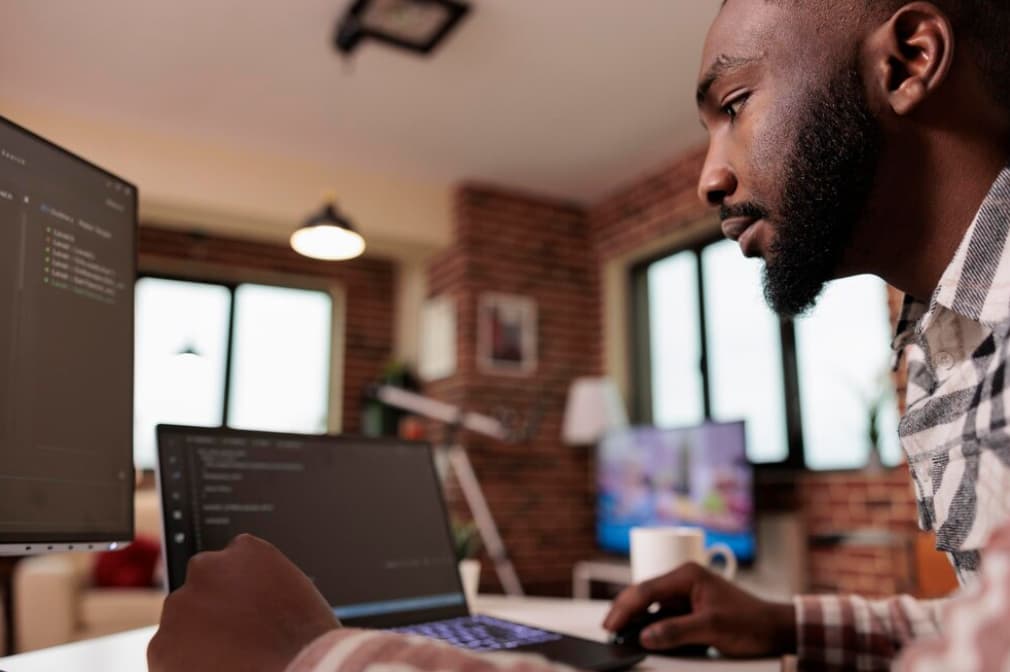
697,148,738,207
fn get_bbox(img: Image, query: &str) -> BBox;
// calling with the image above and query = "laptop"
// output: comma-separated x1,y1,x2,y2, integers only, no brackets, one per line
156,425,645,672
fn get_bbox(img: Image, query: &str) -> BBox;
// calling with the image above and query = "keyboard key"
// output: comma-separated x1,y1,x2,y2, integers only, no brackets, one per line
391,615,563,652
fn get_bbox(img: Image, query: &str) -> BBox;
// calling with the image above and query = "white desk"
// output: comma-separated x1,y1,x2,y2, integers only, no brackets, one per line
0,596,781,672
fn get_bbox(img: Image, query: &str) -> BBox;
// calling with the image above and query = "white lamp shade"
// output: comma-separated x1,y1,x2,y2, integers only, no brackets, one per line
290,224,366,261
562,377,629,445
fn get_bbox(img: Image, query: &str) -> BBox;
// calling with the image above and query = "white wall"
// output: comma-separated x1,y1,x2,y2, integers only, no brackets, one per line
1,101,453,256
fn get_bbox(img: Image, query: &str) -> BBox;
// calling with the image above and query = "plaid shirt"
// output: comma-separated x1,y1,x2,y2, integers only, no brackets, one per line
894,519,1010,671
796,164,1010,670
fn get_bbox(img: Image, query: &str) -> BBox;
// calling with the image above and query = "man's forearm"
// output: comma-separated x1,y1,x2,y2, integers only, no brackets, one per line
794,594,947,672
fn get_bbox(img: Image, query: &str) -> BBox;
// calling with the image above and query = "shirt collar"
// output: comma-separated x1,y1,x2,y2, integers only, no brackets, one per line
893,163,1010,350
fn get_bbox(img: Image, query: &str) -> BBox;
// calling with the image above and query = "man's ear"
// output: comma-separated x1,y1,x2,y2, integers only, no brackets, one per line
866,2,955,116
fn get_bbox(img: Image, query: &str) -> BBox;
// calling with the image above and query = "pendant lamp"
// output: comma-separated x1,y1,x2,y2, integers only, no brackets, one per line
290,200,366,261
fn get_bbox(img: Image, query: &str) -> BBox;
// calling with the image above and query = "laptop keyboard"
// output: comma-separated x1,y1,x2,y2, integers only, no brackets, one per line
391,615,563,652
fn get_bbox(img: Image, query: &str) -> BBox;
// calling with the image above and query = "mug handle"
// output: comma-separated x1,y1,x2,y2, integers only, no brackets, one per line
705,543,737,580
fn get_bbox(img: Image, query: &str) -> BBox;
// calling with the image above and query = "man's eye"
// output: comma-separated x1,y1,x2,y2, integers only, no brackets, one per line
722,93,750,122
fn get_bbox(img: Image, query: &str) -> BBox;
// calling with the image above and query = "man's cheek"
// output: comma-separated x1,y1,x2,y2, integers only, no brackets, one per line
748,126,793,215
747,99,794,173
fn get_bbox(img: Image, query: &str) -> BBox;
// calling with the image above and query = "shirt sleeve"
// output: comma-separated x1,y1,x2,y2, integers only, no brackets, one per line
895,521,1010,672
284,629,582,672
793,593,947,671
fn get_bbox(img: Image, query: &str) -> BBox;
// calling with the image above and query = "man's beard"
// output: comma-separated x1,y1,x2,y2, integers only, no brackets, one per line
742,66,882,317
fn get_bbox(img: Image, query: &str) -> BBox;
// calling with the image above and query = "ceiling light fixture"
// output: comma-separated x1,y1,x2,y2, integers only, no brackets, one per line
290,199,366,261
334,0,471,57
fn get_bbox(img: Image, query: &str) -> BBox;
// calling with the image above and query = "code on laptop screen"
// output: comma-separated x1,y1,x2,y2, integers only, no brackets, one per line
157,427,467,627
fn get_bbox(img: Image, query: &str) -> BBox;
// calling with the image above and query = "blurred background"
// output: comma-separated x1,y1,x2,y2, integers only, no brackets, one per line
0,0,956,656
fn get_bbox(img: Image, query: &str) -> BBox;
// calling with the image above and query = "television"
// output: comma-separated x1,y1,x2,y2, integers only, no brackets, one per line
596,421,755,563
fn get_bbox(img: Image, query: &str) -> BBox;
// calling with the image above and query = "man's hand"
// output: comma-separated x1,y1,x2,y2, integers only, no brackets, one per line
148,534,340,672
603,562,796,658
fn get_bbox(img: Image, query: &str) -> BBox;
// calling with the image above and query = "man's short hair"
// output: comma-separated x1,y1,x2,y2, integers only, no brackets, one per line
722,0,1010,112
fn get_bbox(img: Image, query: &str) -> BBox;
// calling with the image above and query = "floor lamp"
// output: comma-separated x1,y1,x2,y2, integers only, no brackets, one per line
372,385,525,596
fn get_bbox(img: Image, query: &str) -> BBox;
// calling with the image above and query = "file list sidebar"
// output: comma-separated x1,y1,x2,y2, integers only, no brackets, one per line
0,121,136,544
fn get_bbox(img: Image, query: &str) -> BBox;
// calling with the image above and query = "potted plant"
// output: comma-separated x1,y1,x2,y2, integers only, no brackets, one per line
453,520,482,605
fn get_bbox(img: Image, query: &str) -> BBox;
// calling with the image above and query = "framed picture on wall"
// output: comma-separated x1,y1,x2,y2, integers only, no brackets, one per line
477,293,537,376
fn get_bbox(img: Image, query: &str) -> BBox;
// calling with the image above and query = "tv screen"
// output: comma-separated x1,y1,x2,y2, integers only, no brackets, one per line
596,421,755,563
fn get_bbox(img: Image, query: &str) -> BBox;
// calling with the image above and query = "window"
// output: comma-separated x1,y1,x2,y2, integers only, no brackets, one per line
134,277,333,468
134,279,231,467
793,277,901,469
701,241,789,464
647,252,704,428
634,236,900,470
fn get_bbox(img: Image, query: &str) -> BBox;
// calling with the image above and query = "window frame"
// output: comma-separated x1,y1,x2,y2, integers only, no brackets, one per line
629,235,806,471
136,271,337,434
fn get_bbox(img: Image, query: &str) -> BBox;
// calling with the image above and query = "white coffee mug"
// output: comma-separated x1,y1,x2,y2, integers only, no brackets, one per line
630,526,737,584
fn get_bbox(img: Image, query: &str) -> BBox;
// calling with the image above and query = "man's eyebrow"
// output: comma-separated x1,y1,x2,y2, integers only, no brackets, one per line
696,54,762,106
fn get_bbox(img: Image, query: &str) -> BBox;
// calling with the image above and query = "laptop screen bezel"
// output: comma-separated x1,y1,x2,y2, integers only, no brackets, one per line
155,424,472,626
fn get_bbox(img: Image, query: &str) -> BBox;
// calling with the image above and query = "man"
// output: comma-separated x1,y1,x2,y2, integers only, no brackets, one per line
149,1,1010,670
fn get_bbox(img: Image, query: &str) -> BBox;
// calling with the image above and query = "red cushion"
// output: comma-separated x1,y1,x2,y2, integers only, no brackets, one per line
92,535,161,589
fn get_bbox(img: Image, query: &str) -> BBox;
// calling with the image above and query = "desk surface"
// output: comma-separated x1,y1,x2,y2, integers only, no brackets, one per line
0,595,779,672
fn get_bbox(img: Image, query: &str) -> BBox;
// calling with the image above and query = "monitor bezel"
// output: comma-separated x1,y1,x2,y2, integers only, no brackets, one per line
0,114,138,554
154,424,472,625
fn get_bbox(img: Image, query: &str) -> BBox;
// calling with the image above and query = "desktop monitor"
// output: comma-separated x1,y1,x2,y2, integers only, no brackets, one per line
0,116,137,554
596,421,755,563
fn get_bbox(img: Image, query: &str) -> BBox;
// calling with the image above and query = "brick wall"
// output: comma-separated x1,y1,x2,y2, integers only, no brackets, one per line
424,185,601,595
138,225,396,434
590,146,709,262
799,470,919,597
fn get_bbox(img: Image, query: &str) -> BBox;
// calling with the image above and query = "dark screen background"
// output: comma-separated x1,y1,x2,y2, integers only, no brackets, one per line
0,118,135,543
159,428,465,624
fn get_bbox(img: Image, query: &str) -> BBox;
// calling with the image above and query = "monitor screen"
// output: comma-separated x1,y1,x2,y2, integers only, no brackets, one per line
0,116,136,551
596,422,755,563
157,426,467,628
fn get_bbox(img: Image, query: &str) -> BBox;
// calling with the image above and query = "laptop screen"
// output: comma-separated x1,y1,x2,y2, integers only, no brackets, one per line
157,425,468,627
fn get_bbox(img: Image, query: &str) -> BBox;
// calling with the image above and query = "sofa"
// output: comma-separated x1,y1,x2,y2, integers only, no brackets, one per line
12,488,166,653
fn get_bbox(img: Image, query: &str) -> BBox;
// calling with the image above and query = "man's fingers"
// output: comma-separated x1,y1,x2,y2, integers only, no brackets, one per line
602,586,649,631
602,562,704,631
230,532,270,550
640,612,713,651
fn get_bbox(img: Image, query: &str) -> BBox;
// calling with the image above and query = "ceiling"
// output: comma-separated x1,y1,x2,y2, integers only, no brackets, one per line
0,1,718,249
